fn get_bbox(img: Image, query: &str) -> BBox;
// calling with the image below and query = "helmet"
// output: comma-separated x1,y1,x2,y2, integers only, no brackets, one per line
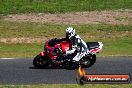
66,27,76,39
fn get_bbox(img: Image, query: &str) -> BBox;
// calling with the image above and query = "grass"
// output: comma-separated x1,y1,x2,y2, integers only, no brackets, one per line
0,84,132,88
0,21,132,58
0,21,132,38
0,0,132,14
0,43,42,58
0,21,66,38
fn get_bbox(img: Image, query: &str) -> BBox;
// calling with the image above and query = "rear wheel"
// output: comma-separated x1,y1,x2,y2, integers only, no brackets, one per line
81,54,96,68
88,54,96,67
33,55,49,68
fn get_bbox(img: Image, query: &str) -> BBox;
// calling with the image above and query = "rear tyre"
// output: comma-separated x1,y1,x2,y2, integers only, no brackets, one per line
81,54,96,68
33,55,49,68
88,54,96,67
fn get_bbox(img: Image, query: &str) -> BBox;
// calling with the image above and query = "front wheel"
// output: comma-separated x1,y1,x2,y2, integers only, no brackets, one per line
33,55,49,68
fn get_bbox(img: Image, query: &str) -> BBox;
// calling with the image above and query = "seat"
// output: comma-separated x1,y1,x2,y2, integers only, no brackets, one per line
86,42,99,49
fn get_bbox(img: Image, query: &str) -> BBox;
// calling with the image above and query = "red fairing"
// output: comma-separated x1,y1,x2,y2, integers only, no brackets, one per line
44,39,71,60
60,41,71,53
45,40,56,59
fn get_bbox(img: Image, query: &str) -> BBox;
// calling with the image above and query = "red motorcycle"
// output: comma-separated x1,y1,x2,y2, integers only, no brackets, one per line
33,38,103,69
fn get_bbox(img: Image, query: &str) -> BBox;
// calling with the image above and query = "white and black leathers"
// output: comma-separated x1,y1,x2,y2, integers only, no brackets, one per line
66,34,89,61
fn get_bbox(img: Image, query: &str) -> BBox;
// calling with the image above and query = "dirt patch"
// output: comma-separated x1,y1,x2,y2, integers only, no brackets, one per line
0,37,48,44
4,10,132,25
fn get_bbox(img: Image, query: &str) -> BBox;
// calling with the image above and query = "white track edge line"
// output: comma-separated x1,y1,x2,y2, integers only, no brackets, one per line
0,58,16,59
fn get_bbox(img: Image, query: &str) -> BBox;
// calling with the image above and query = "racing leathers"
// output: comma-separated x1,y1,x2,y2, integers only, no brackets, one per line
65,34,89,62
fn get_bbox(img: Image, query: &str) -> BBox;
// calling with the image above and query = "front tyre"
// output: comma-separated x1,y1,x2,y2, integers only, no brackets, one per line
33,55,49,68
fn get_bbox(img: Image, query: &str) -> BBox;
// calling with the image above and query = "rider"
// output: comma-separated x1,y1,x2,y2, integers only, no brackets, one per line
65,27,90,64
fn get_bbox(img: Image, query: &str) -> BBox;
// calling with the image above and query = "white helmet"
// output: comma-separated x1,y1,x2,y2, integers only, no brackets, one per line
66,27,75,39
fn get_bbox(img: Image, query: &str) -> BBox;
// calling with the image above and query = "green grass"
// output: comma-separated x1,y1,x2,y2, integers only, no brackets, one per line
0,43,42,58
0,38,132,58
0,0,132,14
0,21,132,57
0,21,66,38
0,21,132,38
0,84,132,88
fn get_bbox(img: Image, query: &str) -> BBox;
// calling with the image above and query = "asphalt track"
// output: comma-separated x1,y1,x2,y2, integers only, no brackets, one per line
0,56,132,85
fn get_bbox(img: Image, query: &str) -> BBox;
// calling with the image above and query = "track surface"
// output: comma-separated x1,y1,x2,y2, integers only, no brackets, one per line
0,57,132,84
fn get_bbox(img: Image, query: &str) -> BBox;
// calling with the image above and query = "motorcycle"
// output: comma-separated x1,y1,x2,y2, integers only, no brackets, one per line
33,38,103,69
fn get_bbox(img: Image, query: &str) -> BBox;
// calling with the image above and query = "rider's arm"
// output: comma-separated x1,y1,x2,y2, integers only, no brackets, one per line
65,45,77,54
65,36,78,54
